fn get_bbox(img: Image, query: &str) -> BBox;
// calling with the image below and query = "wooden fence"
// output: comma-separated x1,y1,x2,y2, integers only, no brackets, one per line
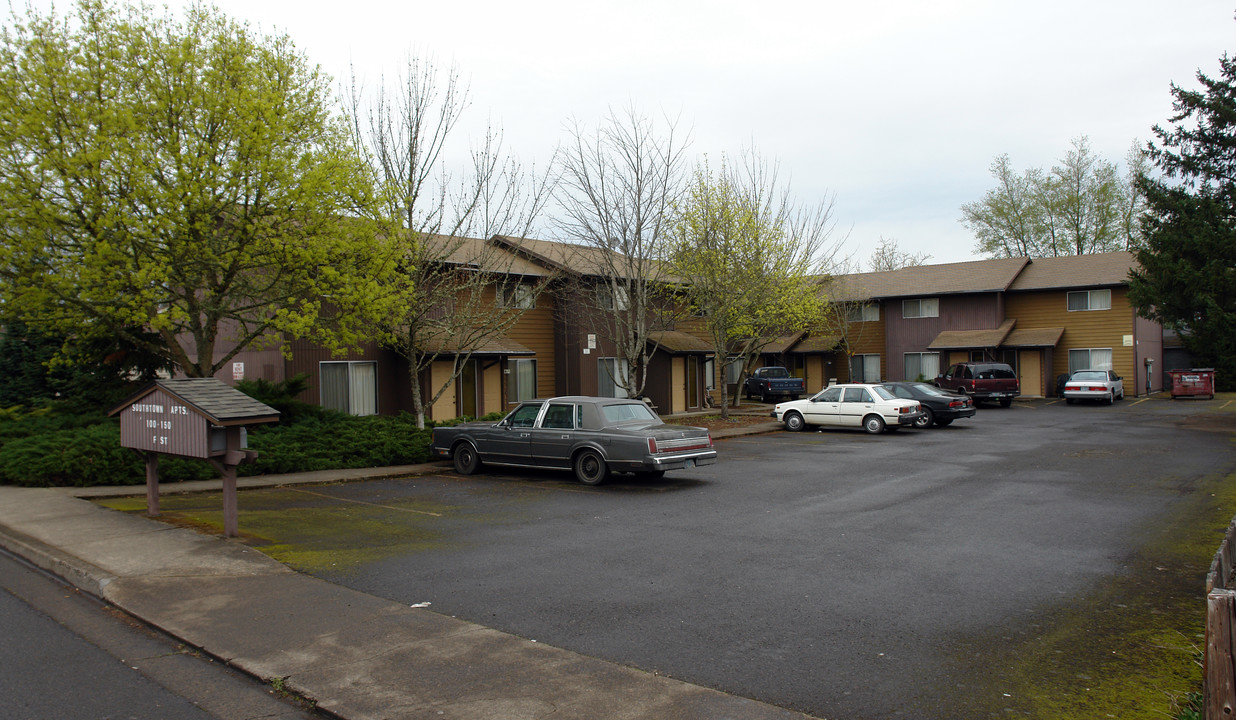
1206,517,1236,718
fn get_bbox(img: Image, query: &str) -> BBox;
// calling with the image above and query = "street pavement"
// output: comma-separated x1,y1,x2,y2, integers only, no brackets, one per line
0,415,805,720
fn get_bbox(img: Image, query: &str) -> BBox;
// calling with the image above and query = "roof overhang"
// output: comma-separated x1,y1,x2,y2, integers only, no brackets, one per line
927,319,1016,350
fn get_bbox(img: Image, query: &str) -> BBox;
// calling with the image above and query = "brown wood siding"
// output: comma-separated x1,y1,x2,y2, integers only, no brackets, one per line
118,388,210,458
1005,288,1138,385
285,339,411,416
885,294,1001,382
504,293,557,403
837,306,886,382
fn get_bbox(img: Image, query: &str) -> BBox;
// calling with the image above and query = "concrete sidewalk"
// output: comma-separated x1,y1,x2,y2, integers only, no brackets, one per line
0,421,814,720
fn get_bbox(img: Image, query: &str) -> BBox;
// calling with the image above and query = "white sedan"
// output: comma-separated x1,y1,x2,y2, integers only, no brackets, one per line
772,383,924,434
1063,369,1125,405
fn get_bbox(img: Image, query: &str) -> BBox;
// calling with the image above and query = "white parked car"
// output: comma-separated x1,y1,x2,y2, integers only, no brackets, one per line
772,383,924,434
1062,370,1125,405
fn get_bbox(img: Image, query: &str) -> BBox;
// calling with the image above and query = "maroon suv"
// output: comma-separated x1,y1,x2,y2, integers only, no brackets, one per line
933,362,1020,407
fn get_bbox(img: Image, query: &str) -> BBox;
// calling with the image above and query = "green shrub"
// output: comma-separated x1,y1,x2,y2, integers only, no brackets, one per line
235,373,331,425
0,411,434,487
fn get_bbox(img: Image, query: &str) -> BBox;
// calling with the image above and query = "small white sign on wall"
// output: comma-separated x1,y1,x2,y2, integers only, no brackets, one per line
1123,335,1133,347
587,333,597,349
232,362,245,381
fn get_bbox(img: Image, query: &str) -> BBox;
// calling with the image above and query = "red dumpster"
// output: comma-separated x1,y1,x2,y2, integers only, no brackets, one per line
1168,368,1216,400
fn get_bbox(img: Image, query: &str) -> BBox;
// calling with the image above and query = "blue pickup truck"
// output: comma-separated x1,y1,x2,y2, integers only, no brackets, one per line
743,367,806,403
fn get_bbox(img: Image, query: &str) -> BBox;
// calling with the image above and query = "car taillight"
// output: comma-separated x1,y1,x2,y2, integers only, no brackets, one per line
949,399,963,408
648,438,658,454
1087,386,1105,392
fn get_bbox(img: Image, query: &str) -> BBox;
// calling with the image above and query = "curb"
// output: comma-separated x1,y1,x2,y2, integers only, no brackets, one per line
0,523,116,598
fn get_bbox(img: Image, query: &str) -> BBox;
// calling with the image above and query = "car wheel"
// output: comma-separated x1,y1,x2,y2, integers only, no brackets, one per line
913,407,934,429
934,418,954,427
453,442,481,475
784,411,805,432
761,391,771,403
573,448,609,486
863,414,885,434
999,397,1013,408
1106,391,1115,405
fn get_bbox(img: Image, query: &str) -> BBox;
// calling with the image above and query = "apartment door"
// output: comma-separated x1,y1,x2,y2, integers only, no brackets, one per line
687,356,700,410
1019,350,1042,397
459,359,480,418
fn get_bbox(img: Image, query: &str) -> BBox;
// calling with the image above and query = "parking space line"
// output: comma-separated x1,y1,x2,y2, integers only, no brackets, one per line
289,488,444,516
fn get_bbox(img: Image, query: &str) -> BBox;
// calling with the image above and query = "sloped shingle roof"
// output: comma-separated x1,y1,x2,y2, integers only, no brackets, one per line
1008,251,1138,291
927,319,1017,350
824,257,1031,302
647,330,713,353
110,378,279,426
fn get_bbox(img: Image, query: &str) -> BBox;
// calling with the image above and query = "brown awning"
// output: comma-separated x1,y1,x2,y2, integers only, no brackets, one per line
1002,327,1065,348
761,332,805,354
927,319,1016,350
792,334,842,353
647,330,714,354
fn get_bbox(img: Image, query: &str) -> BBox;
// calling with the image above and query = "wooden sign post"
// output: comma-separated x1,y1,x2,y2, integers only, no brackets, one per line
110,379,279,538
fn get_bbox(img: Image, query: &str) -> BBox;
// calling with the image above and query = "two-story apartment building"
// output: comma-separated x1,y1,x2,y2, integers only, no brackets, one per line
789,252,1161,398
218,240,1163,419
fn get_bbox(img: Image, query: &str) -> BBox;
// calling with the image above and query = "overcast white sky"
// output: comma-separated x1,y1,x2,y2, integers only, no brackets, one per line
26,0,1236,266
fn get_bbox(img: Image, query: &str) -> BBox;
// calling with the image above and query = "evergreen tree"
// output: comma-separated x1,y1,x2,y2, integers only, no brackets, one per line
1128,55,1236,391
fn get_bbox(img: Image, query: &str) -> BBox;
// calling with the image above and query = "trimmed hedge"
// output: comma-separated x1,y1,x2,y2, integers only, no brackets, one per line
0,411,437,488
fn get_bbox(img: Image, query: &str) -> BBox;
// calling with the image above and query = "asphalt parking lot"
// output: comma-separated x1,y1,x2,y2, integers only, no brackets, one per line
124,397,1236,719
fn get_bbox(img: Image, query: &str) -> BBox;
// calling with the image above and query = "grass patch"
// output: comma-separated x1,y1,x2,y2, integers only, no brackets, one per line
948,464,1236,719
97,485,459,574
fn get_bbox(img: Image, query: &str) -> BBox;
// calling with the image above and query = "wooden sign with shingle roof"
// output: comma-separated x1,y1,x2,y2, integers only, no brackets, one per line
110,378,279,537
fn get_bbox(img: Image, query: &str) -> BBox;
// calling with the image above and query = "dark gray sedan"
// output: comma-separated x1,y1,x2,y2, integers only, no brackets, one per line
430,396,717,485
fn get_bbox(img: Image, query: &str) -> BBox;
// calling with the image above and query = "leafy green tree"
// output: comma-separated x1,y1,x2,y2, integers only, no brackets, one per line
962,136,1142,258
0,322,169,410
1128,55,1236,391
667,153,841,416
0,0,399,379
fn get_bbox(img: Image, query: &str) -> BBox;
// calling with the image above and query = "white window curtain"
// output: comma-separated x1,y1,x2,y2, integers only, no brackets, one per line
320,362,377,416
905,352,940,381
598,357,630,398
508,358,537,402
1069,348,1113,373
851,354,880,382
320,363,348,413
349,363,377,415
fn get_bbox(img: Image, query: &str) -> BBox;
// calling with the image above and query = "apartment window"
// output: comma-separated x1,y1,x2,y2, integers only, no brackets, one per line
499,283,535,309
598,357,630,398
850,354,880,382
725,357,744,385
902,298,939,318
507,358,537,403
703,357,716,391
846,303,879,322
598,284,630,311
1069,348,1113,373
904,352,941,382
1067,289,1111,312
320,362,377,416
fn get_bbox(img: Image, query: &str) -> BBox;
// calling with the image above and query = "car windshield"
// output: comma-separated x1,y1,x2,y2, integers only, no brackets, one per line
601,402,658,424
1071,371,1108,382
503,403,542,427
871,385,896,401
908,383,951,397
